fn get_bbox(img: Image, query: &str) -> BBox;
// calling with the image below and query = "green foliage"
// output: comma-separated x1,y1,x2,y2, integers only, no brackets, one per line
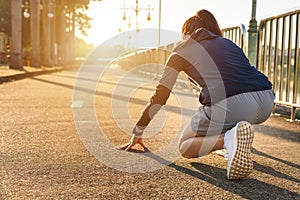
75,36,95,58
64,0,102,36
1,0,101,37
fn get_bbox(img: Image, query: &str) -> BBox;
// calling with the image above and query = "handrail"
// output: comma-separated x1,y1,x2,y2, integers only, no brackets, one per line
222,24,246,52
257,9,300,120
114,14,300,120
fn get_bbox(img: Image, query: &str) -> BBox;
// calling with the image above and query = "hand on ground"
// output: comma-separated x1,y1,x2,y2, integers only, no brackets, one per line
117,135,148,151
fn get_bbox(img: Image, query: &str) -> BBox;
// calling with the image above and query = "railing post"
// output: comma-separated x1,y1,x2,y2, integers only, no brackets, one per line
247,0,258,66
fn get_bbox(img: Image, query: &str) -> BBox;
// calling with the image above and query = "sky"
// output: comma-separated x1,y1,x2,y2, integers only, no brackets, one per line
78,0,300,47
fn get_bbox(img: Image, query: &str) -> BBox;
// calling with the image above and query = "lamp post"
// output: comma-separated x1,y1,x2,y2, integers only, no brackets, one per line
41,0,55,66
21,1,31,66
49,0,56,65
120,0,154,48
23,1,30,18
247,0,258,66
120,0,154,33
30,0,41,67
10,0,23,69
56,0,66,65
155,0,161,80
120,0,154,49
158,0,161,48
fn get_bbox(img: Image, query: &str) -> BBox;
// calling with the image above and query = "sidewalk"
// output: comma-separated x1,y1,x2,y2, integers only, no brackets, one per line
0,65,78,84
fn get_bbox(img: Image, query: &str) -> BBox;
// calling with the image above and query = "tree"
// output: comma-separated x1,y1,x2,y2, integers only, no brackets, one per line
64,0,93,36
8,0,102,68
63,0,101,63
74,36,94,59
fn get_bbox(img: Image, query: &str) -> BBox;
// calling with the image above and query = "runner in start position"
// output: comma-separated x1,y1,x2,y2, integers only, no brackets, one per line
119,9,275,179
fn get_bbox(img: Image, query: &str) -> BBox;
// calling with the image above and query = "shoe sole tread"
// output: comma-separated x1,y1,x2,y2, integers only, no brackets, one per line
228,121,254,180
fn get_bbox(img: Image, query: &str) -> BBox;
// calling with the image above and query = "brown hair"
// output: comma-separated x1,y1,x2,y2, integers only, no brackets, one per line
182,9,223,37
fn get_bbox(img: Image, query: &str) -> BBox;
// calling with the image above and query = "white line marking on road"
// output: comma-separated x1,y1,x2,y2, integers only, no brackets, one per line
71,101,84,108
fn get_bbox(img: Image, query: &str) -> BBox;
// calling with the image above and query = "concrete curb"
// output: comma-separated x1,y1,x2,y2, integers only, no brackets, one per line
0,65,78,84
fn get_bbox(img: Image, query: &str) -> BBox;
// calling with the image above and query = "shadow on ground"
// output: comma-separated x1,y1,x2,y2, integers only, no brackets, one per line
136,150,300,199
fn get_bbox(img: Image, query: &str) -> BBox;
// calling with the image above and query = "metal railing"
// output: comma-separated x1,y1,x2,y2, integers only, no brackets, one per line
257,9,300,120
115,17,300,120
222,24,247,52
115,25,248,92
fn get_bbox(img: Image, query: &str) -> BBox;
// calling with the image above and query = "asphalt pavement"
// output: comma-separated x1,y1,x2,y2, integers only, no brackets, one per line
0,64,299,199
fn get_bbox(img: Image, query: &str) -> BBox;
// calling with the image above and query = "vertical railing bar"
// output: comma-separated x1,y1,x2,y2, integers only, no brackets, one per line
279,16,286,101
222,26,243,50
257,22,264,71
273,18,280,94
234,28,238,45
268,19,274,79
233,28,235,42
293,13,299,105
263,21,269,75
239,28,242,48
228,30,230,41
286,15,293,102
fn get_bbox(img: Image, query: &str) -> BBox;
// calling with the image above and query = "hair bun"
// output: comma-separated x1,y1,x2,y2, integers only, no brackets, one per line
196,10,203,18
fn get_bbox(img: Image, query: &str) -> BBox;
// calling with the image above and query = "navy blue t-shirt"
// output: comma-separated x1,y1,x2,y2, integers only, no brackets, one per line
136,28,272,127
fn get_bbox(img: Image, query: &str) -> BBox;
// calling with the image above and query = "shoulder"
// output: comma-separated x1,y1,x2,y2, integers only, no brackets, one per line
192,28,220,42
165,52,191,72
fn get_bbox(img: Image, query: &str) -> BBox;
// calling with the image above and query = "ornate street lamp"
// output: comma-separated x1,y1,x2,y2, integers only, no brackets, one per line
22,1,30,18
119,0,154,33
247,0,258,66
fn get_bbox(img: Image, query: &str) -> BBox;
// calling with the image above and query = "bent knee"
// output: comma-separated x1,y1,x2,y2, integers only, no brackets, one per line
178,140,198,159
179,138,211,159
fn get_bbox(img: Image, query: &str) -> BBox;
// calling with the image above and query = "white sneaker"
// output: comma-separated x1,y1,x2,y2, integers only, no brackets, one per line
214,149,228,160
224,121,254,180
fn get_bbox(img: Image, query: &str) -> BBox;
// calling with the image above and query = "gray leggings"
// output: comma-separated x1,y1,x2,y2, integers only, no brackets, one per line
191,89,275,136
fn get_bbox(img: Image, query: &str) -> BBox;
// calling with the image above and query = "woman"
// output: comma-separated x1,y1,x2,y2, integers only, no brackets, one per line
118,9,275,180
